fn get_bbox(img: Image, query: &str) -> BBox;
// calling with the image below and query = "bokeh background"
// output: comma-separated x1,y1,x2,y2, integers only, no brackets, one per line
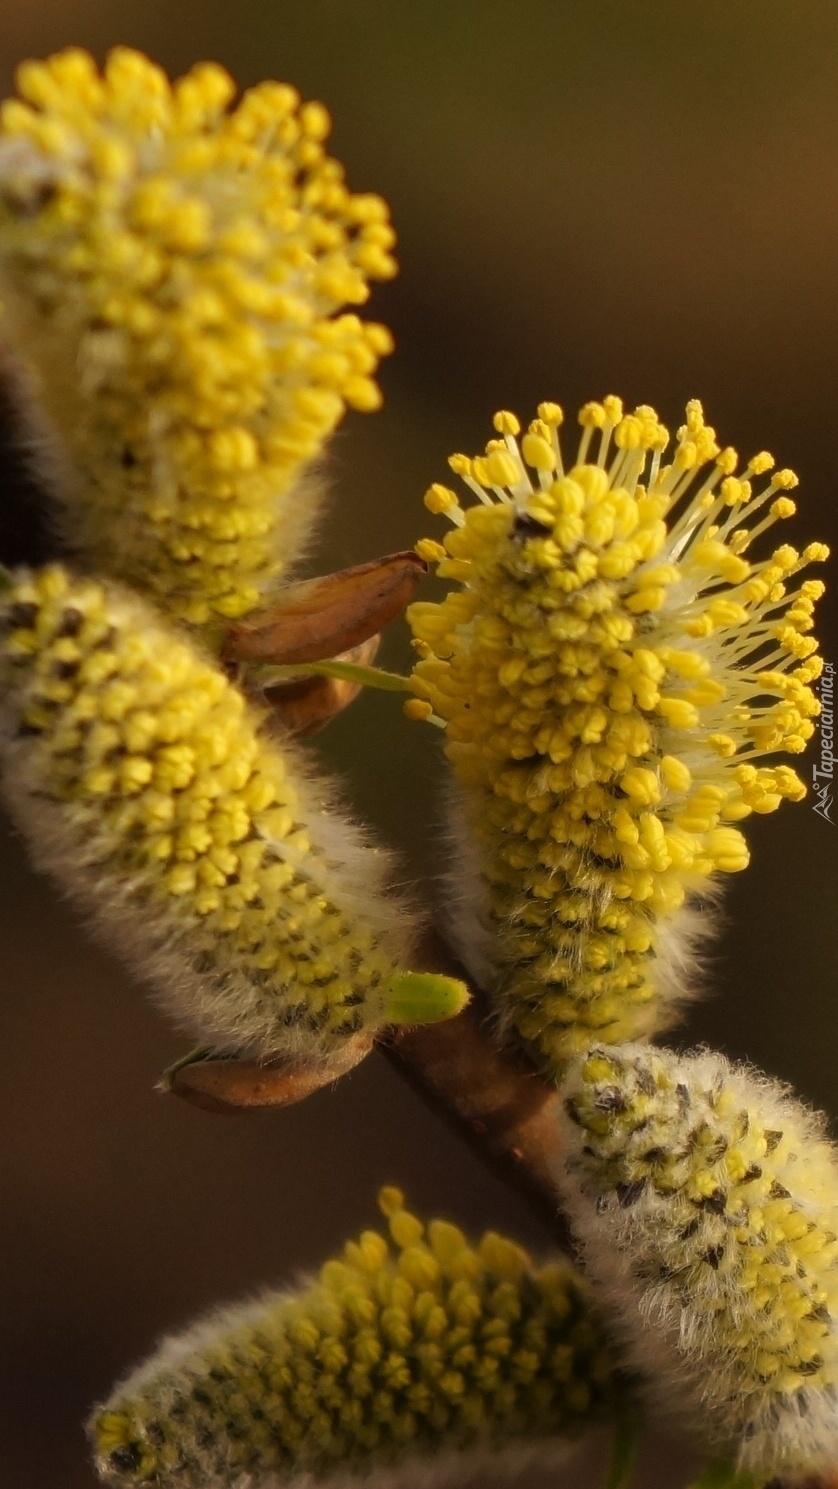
1,3,836,1486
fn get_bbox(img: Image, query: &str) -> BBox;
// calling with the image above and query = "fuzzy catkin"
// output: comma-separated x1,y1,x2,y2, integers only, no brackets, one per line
0,47,396,626
555,1042,838,1480
90,1188,622,1486
0,565,466,1057
409,397,826,1079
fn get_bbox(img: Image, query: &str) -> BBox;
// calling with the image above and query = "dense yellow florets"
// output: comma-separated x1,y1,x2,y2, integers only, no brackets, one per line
409,398,827,1076
0,565,466,1056
557,1043,838,1478
0,48,396,625
91,1187,621,1486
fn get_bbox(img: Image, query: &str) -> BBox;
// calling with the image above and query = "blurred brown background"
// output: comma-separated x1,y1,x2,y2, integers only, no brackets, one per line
0,3,836,1486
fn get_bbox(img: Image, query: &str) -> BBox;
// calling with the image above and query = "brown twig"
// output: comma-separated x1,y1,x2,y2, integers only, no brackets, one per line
380,996,567,1240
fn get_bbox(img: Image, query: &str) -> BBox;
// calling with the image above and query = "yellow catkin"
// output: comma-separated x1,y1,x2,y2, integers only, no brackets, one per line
90,1188,622,1486
408,398,826,1077
0,48,397,625
557,1043,838,1480
0,565,466,1057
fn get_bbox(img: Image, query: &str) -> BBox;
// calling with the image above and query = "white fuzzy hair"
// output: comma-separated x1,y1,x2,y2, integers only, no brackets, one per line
214,1437,592,1489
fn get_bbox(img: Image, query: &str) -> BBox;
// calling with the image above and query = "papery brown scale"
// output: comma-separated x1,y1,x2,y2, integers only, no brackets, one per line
224,551,427,665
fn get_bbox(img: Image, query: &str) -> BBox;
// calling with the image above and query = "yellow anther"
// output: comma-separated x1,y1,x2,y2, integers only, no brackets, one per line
660,755,692,794
483,450,521,486
614,415,644,450
771,498,796,521
537,401,564,427
708,733,737,758
424,483,460,516
705,827,749,872
620,767,661,805
801,579,826,601
404,698,434,722
448,453,474,478
657,697,699,729
470,456,494,487
345,375,383,412
492,409,521,437
747,451,775,476
674,440,698,471
721,477,746,506
521,432,557,472
414,538,446,564
578,401,606,429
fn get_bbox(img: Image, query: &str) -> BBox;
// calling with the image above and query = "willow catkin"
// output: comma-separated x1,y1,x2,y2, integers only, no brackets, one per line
556,1042,838,1480
90,1188,622,1486
0,47,396,625
409,397,826,1079
0,565,466,1058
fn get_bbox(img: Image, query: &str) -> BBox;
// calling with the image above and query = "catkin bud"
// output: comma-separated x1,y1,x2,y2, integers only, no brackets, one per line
0,566,467,1058
556,1042,838,1480
90,1188,622,1486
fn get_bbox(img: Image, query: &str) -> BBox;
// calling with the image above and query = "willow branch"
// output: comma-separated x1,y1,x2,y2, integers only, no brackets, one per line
378,930,566,1238
380,997,566,1240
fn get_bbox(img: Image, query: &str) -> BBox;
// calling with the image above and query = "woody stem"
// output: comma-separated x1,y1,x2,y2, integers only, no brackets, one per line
380,933,568,1243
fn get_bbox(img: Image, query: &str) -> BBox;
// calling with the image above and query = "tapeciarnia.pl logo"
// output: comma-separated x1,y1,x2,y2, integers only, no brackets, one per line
812,661,834,823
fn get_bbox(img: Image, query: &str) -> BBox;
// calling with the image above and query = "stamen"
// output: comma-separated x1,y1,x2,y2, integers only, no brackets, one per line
448,454,495,507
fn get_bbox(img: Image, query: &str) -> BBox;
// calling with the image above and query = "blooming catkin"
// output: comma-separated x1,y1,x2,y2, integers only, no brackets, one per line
409,398,827,1077
90,1187,621,1486
0,565,467,1057
0,47,396,625
556,1043,838,1480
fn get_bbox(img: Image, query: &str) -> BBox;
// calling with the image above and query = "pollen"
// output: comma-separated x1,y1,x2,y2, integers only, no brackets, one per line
0,565,467,1058
0,49,396,626
90,1188,621,1486
408,398,826,1077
